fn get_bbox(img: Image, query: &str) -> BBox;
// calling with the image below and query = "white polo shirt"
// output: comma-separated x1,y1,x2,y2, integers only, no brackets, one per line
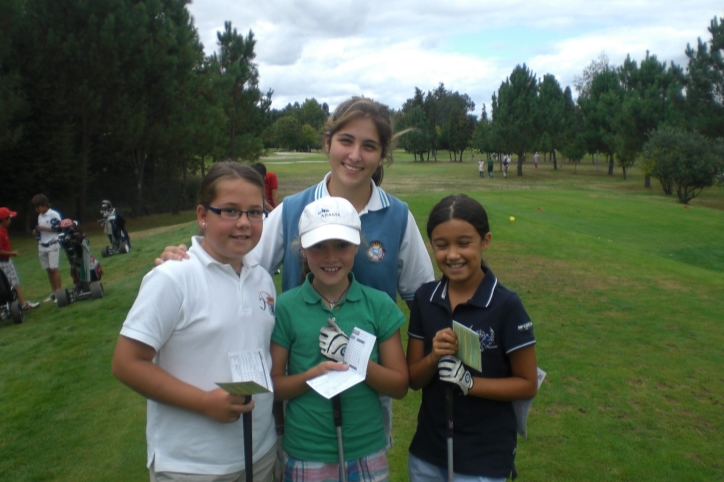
120,237,277,475
37,208,61,245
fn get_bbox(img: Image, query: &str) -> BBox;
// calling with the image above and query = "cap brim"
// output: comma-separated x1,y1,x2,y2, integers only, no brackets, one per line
300,225,360,248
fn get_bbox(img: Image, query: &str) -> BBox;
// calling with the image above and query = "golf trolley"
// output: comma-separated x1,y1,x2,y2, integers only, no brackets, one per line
53,218,104,307
98,200,131,257
0,269,24,324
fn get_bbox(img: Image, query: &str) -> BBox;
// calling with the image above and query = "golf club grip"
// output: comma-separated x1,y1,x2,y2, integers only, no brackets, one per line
445,384,454,481
243,395,252,482
445,384,454,437
332,394,342,427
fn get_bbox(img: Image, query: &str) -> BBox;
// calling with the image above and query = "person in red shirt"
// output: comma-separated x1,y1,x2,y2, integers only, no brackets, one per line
0,207,40,310
252,163,279,211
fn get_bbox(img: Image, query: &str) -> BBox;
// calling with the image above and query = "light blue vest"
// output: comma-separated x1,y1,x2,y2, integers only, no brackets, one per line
280,184,409,301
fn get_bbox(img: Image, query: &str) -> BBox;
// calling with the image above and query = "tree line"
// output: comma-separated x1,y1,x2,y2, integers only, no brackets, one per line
394,16,724,202
2,3,722,226
0,0,281,224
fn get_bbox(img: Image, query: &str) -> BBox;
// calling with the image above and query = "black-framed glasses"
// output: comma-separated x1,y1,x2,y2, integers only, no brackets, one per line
206,206,267,222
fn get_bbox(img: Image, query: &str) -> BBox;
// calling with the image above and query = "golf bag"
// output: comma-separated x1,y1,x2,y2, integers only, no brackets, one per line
53,218,104,307
99,200,131,257
0,269,24,324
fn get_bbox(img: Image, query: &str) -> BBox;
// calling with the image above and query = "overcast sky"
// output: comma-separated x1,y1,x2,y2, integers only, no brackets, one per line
187,1,722,115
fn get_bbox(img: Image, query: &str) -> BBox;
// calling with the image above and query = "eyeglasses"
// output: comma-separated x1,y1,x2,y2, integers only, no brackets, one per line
206,206,267,222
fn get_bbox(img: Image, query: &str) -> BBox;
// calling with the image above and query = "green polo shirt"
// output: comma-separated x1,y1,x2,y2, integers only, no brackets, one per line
272,272,406,462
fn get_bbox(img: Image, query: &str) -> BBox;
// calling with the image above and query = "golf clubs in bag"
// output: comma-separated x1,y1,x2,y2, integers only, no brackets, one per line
0,269,24,324
98,200,131,257
53,218,104,307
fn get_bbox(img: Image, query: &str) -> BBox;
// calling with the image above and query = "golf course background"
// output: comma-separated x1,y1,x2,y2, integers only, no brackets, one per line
1,152,722,481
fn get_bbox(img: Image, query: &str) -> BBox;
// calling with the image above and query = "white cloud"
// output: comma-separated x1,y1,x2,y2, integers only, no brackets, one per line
187,0,723,111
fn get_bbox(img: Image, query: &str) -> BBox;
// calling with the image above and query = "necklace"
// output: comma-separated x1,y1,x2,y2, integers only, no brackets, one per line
313,282,351,309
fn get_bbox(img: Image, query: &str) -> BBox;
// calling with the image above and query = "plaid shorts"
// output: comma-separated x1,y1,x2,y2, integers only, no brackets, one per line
0,260,19,289
284,449,388,482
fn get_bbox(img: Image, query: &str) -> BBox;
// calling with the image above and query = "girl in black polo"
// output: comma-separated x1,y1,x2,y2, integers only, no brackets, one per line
406,194,538,481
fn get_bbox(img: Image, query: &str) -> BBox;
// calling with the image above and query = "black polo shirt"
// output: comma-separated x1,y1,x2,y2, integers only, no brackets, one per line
408,265,536,477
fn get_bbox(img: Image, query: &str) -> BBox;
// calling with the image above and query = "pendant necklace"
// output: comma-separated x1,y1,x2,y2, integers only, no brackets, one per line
313,282,351,309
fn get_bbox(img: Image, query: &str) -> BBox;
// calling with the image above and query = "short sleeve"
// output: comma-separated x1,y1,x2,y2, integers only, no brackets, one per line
499,292,536,355
374,292,406,342
120,268,184,351
271,294,294,350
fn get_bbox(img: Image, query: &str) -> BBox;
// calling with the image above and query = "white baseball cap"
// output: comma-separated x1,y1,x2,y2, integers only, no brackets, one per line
299,197,361,248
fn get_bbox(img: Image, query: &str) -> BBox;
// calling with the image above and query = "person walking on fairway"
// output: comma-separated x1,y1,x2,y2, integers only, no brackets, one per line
406,194,538,482
478,158,485,178
271,196,409,482
533,152,540,169
502,155,511,179
487,156,494,179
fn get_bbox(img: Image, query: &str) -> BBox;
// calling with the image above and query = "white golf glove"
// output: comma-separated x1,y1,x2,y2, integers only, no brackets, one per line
319,318,348,363
438,355,474,395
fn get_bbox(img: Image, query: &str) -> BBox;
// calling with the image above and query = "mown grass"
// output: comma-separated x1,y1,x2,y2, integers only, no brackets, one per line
1,153,722,481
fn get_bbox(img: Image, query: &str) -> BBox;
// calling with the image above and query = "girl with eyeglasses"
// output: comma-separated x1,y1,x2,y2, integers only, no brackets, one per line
112,162,278,482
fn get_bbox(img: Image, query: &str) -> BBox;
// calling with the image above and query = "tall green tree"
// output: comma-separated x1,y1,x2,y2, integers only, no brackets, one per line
536,74,567,170
684,15,724,139
110,0,204,217
492,64,538,176
398,106,432,161
213,22,271,161
578,67,622,176
612,53,684,180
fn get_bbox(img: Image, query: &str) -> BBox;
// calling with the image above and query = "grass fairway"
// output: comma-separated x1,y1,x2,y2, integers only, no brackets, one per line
1,153,722,481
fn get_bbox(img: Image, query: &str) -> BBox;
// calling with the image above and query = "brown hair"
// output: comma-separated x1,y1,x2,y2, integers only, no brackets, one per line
198,161,264,207
31,194,50,208
324,96,396,167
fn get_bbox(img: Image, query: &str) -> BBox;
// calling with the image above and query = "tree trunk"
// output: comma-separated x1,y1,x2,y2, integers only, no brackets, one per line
517,152,524,176
173,155,187,215
608,153,614,175
76,114,90,222
552,149,558,170
644,175,651,188
131,148,147,218
622,165,627,180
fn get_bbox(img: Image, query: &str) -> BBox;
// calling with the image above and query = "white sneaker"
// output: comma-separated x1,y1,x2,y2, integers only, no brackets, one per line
22,301,41,310
44,294,56,303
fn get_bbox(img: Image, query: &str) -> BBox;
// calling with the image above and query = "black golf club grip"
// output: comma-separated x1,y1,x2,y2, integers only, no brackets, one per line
243,395,252,482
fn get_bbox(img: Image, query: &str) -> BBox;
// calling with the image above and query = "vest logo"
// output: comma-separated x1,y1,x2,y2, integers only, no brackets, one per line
259,291,275,315
367,241,385,262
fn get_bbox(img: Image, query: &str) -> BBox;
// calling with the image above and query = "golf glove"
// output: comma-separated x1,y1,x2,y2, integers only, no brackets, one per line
319,318,348,363
438,355,474,395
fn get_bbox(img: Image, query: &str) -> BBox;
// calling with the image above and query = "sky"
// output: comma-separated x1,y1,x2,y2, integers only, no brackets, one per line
187,1,723,115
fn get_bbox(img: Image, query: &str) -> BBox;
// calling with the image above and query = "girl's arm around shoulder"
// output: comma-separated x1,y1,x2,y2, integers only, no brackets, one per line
270,341,348,401
111,336,253,423
364,330,409,399
467,345,538,401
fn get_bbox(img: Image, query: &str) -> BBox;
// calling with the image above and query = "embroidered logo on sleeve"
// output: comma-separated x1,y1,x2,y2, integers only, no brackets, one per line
259,291,275,315
518,322,533,332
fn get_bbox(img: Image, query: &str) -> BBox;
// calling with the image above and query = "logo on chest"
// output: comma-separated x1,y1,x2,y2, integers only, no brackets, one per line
367,241,385,262
259,291,275,315
475,328,498,352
